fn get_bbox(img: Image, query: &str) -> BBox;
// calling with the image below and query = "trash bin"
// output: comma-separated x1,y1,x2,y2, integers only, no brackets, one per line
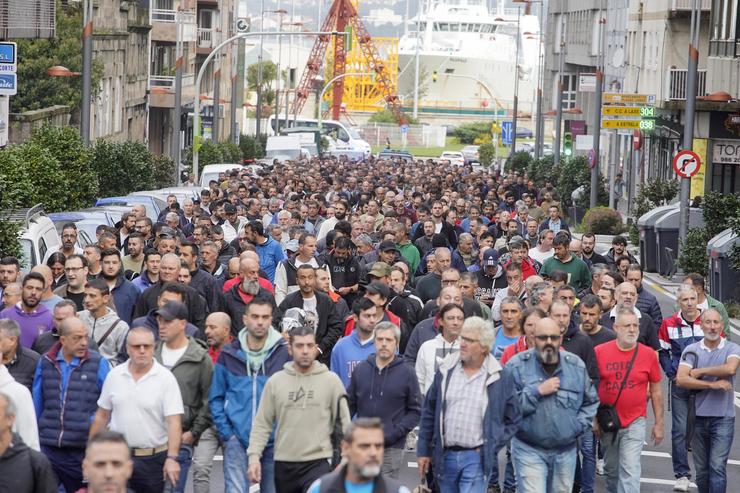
707,228,740,303
637,204,678,273
654,208,705,277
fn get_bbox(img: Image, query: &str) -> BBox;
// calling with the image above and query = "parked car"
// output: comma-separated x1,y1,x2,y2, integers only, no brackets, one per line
515,142,534,154
12,204,60,271
516,127,534,139
48,211,114,248
542,143,554,156
461,145,480,164
95,195,165,222
199,163,245,189
377,149,414,162
439,151,465,167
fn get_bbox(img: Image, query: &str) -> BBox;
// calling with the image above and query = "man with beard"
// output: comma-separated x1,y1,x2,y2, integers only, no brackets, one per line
325,236,361,304
0,257,21,302
581,234,608,266
307,419,411,493
594,308,664,493
604,236,637,267
0,273,53,348
122,233,146,276
99,248,140,324
316,199,349,241
223,257,278,337
508,317,598,493
244,221,285,284
43,223,84,264
412,200,457,249
78,279,130,364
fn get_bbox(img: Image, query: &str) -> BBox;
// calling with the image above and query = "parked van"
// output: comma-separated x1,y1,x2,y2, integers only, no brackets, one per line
199,163,245,189
267,115,371,158
12,204,60,271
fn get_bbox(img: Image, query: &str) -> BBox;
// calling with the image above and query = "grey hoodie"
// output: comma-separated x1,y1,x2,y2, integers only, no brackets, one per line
247,361,350,463
0,365,39,451
78,308,130,364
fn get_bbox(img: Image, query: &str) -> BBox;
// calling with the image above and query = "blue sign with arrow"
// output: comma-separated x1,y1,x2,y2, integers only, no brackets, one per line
501,121,513,145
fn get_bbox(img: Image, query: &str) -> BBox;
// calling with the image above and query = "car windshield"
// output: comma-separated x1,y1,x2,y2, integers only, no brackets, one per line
347,127,362,139
19,239,33,271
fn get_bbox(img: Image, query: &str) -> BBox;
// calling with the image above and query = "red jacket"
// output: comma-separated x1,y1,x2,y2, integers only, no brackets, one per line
222,276,275,295
343,309,401,336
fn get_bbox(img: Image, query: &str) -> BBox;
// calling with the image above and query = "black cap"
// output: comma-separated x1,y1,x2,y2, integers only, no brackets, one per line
365,281,390,300
155,301,189,321
224,203,237,213
378,240,398,252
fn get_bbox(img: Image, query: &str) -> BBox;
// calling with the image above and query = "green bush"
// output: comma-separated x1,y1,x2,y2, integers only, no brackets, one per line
0,169,22,258
91,140,155,197
454,121,492,144
528,155,557,186
506,151,532,174
151,154,176,189
703,191,740,237
0,141,68,212
677,227,710,277
239,134,265,159
478,143,495,167
218,141,242,163
556,156,608,209
631,178,678,232
581,207,624,235
367,109,418,125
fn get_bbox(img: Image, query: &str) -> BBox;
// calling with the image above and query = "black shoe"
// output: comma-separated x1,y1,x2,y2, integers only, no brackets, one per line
486,486,501,493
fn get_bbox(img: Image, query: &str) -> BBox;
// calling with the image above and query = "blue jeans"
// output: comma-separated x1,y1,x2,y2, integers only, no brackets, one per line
578,431,596,493
224,435,275,493
671,384,692,479
692,416,735,493
488,442,515,491
440,449,487,493
511,438,577,493
164,444,194,493
602,416,645,493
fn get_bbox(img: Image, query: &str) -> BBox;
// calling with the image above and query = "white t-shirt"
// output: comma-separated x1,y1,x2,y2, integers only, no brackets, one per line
302,295,319,332
529,246,555,264
98,360,184,448
161,344,188,369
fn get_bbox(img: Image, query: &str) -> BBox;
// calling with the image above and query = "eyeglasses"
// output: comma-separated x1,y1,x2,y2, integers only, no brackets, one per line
535,335,561,342
64,266,86,273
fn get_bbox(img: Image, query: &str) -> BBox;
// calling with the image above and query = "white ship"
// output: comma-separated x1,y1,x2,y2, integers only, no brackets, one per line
397,0,541,117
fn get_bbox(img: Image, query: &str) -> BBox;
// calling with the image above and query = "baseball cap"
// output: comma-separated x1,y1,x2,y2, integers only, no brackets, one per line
285,239,299,253
483,248,500,266
508,235,525,245
378,240,398,252
368,262,392,279
365,281,391,300
155,301,189,321
224,203,237,214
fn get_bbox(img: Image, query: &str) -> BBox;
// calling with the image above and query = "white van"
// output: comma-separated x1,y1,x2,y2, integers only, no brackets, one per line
199,163,245,189
267,115,371,158
12,204,60,271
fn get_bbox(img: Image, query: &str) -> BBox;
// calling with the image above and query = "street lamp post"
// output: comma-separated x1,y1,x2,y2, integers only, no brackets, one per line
511,5,521,156
411,0,422,120
81,0,93,146
272,8,287,133
553,14,565,168
255,0,266,137
590,14,606,208
318,72,369,130
193,30,344,180
172,10,184,183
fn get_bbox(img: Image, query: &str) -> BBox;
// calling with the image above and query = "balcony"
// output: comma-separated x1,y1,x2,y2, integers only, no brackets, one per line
667,68,707,101
148,73,195,108
150,2,197,43
197,28,219,53
671,0,712,10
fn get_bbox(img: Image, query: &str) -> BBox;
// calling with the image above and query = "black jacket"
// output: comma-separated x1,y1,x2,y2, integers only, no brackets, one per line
562,319,600,385
134,282,208,329
277,290,343,365
6,346,40,391
412,220,458,249
189,268,222,312
0,434,57,493
222,284,278,337
315,463,406,493
583,251,608,266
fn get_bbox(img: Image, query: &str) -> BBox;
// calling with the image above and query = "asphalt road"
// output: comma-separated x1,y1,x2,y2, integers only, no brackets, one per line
186,271,740,492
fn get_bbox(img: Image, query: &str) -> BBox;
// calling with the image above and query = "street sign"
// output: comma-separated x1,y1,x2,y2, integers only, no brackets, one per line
0,74,16,96
602,119,654,130
400,124,409,134
575,134,593,150
712,141,740,165
501,121,513,145
673,150,701,178
0,42,17,65
603,92,656,104
588,148,597,169
579,74,596,93
602,107,643,116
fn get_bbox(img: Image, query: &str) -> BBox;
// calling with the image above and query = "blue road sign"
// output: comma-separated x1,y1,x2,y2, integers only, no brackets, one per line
0,74,16,96
400,124,409,134
502,121,513,145
0,43,16,65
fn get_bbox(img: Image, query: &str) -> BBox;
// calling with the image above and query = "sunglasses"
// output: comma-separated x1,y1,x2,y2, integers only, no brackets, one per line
535,335,560,342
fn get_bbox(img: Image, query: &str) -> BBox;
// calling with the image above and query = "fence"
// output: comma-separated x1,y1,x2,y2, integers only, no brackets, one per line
357,123,446,148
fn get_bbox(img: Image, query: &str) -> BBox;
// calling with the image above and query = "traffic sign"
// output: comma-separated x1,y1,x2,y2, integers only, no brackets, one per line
0,74,16,96
501,121,513,145
0,42,16,65
602,119,655,130
673,150,701,178
588,148,597,169
602,107,643,116
400,124,409,134
603,92,656,105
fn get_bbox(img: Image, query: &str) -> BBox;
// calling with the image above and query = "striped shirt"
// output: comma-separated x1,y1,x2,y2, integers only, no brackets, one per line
443,363,486,448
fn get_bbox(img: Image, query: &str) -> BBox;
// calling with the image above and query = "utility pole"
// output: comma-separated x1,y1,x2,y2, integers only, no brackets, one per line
275,5,284,133
553,14,565,168
534,1,544,160
255,0,266,137
678,0,700,258
80,0,93,146
511,5,521,155
412,0,421,120
590,13,606,208
213,65,221,142
172,10,184,183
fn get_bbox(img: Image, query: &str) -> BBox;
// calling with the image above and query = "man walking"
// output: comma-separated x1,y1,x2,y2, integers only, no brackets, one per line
540,232,591,293
347,322,421,478
80,431,134,493
0,319,39,391
78,279,130,364
32,317,111,493
331,298,381,388
90,327,184,493
676,308,740,493
417,316,521,492
0,273,53,349
209,299,290,493
507,317,599,492
594,308,664,493
247,326,350,493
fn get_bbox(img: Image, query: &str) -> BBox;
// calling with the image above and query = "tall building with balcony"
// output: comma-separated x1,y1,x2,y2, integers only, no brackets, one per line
148,0,235,156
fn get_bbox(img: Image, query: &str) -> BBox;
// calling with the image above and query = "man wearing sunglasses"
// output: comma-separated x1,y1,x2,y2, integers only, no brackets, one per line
507,317,599,493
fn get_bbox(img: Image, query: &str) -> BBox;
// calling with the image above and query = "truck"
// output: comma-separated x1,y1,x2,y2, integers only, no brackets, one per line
263,135,308,163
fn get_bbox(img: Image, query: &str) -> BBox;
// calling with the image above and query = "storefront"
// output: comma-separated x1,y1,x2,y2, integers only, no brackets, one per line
709,112,740,194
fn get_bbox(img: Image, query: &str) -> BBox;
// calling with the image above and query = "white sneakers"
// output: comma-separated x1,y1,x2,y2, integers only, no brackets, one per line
673,476,690,491
595,459,605,476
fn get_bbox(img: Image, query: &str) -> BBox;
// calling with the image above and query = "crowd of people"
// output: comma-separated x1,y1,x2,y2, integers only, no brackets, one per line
0,156,737,493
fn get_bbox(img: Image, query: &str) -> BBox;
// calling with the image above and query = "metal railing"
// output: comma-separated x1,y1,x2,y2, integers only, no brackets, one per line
151,8,196,25
671,0,712,9
667,68,707,100
148,73,194,91
198,28,214,48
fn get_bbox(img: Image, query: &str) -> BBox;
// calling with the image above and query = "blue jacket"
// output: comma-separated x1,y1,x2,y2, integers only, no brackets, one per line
507,349,599,450
417,353,521,486
330,331,377,388
32,343,110,448
347,355,421,448
208,330,291,447
110,276,140,324
403,317,437,365
254,237,286,282
132,270,156,293
636,285,663,331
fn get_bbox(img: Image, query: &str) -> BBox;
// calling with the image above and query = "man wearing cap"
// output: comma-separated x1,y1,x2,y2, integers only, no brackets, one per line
476,248,508,307
331,297,382,388
153,301,213,493
274,233,326,305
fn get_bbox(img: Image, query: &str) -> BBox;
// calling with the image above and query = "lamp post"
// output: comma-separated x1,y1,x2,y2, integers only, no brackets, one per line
255,0,266,137
411,0,422,120
193,30,345,180
553,13,565,168
510,3,522,155
269,8,288,133
80,0,93,146
591,13,606,208
318,72,369,130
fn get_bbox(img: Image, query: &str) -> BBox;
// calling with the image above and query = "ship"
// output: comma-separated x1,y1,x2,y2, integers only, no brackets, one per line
397,0,541,118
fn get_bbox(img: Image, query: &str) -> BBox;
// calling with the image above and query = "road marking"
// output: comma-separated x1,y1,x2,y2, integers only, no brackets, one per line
642,277,740,338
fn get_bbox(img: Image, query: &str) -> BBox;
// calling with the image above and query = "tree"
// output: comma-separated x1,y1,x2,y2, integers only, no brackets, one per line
151,154,176,189
367,109,418,125
556,156,608,209
247,61,278,107
12,1,103,114
91,140,155,197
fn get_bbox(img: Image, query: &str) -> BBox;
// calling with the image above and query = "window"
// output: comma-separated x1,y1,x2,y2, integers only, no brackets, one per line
563,74,577,109
710,0,739,57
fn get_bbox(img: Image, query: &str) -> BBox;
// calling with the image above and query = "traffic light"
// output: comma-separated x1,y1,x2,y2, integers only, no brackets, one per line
563,132,573,157
432,71,438,83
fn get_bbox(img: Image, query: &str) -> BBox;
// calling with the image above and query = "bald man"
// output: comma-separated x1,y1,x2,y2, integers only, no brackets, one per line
31,265,64,311
222,257,278,336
